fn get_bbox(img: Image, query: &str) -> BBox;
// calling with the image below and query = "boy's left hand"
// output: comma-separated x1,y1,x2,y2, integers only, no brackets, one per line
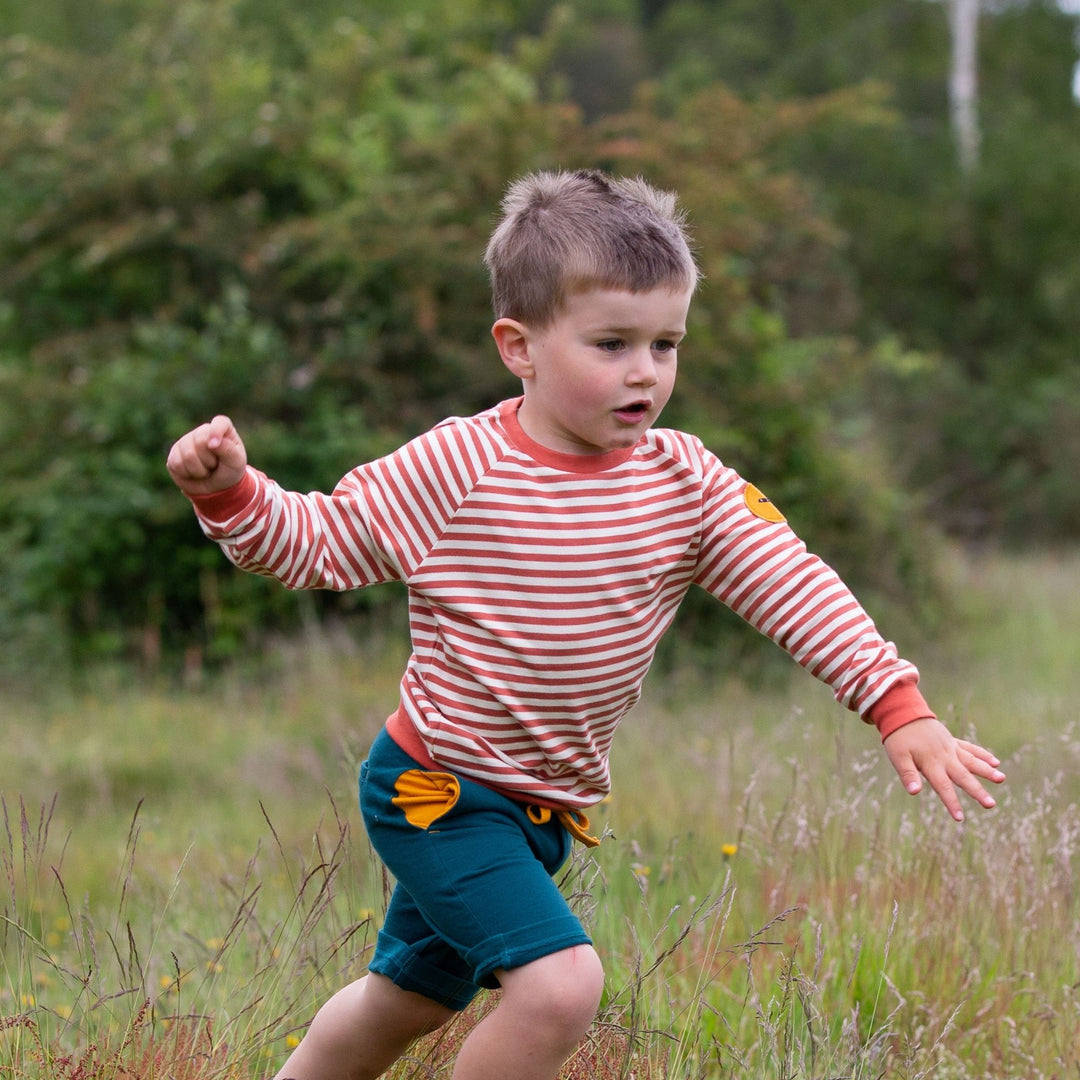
883,717,1005,822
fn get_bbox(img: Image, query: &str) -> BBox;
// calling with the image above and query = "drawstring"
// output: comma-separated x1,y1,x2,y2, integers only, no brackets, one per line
527,805,601,848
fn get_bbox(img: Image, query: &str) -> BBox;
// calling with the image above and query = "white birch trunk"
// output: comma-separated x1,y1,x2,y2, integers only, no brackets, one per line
950,0,981,173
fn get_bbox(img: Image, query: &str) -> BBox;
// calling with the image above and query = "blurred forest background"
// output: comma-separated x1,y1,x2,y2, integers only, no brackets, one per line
2,0,1079,684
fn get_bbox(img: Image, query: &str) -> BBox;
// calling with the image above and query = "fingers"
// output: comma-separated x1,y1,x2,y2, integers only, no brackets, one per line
203,413,236,452
896,745,966,821
168,423,221,481
956,739,1004,776
890,754,924,797
923,757,997,822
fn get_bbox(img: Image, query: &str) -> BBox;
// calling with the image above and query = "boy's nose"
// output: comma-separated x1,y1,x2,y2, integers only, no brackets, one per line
626,353,659,386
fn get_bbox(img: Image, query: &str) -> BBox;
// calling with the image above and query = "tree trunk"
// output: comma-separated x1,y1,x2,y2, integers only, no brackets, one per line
950,0,980,173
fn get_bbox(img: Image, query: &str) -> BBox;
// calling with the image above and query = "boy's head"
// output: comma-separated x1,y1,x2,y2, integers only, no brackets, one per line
484,169,699,329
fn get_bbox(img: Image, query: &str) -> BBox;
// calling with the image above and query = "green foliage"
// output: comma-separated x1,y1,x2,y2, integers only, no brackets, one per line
807,73,1080,542
0,1,558,669
645,0,1080,545
647,0,953,106
5,0,1076,670
0,0,935,673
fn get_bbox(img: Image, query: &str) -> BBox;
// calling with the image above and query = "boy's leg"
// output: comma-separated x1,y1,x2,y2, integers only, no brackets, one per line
272,971,454,1080
451,944,604,1080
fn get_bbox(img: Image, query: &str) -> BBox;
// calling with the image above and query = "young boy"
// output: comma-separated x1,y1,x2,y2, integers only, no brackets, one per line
166,169,1005,1080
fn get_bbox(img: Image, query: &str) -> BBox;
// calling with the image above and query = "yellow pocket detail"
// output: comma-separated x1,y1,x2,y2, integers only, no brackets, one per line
392,770,461,829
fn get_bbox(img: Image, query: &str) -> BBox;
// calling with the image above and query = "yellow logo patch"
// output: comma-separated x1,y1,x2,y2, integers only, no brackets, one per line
743,483,785,523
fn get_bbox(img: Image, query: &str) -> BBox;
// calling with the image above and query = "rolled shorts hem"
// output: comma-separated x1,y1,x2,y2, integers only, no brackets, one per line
369,923,593,1011
368,932,478,1012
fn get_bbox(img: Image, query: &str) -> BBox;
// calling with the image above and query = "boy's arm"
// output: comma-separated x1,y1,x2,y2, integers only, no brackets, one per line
692,454,1006,821
881,715,1005,822
166,413,408,591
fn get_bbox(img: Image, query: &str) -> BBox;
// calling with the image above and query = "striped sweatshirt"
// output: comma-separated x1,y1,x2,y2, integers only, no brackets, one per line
190,397,933,809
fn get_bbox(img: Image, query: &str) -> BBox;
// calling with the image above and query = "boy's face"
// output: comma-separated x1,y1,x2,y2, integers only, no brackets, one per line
499,285,692,456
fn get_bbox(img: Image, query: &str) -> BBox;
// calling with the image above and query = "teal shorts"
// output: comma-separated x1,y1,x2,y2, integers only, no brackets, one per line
358,728,592,1011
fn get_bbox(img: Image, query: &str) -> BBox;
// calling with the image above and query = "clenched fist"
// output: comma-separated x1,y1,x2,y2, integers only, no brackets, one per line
166,414,248,496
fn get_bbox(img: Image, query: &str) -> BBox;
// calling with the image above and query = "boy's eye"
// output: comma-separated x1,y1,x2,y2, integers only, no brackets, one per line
654,339,678,353
597,339,624,352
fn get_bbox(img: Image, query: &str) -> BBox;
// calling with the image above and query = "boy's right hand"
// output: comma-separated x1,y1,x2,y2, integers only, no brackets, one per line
166,414,248,496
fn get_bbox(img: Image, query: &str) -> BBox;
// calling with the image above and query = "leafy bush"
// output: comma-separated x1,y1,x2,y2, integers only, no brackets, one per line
0,2,940,676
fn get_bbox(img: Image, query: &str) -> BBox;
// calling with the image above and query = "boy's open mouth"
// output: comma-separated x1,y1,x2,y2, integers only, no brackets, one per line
615,402,650,421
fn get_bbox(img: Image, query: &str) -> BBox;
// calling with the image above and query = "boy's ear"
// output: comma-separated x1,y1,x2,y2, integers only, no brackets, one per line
491,318,535,379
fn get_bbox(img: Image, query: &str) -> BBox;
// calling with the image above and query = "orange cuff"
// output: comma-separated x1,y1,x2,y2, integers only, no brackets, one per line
868,681,936,741
188,469,259,520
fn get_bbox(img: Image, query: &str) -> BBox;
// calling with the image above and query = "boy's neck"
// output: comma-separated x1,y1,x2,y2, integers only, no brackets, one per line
501,398,638,474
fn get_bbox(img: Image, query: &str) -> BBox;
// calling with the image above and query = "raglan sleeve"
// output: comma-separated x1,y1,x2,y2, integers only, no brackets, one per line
691,449,934,738
186,458,409,591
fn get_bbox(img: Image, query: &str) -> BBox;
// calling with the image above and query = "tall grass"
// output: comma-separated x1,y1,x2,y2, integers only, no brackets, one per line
2,549,1079,1077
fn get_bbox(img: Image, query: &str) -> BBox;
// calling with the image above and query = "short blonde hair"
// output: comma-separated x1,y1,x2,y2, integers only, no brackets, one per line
484,169,699,327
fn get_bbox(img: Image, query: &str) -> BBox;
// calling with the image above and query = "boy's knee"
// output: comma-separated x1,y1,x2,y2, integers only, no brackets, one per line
501,944,604,1036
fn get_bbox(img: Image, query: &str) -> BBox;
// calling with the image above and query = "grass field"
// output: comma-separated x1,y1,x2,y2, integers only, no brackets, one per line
2,548,1079,1078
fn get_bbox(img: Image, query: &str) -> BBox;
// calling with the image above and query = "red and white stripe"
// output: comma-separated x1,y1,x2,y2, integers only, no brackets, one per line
192,398,924,808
